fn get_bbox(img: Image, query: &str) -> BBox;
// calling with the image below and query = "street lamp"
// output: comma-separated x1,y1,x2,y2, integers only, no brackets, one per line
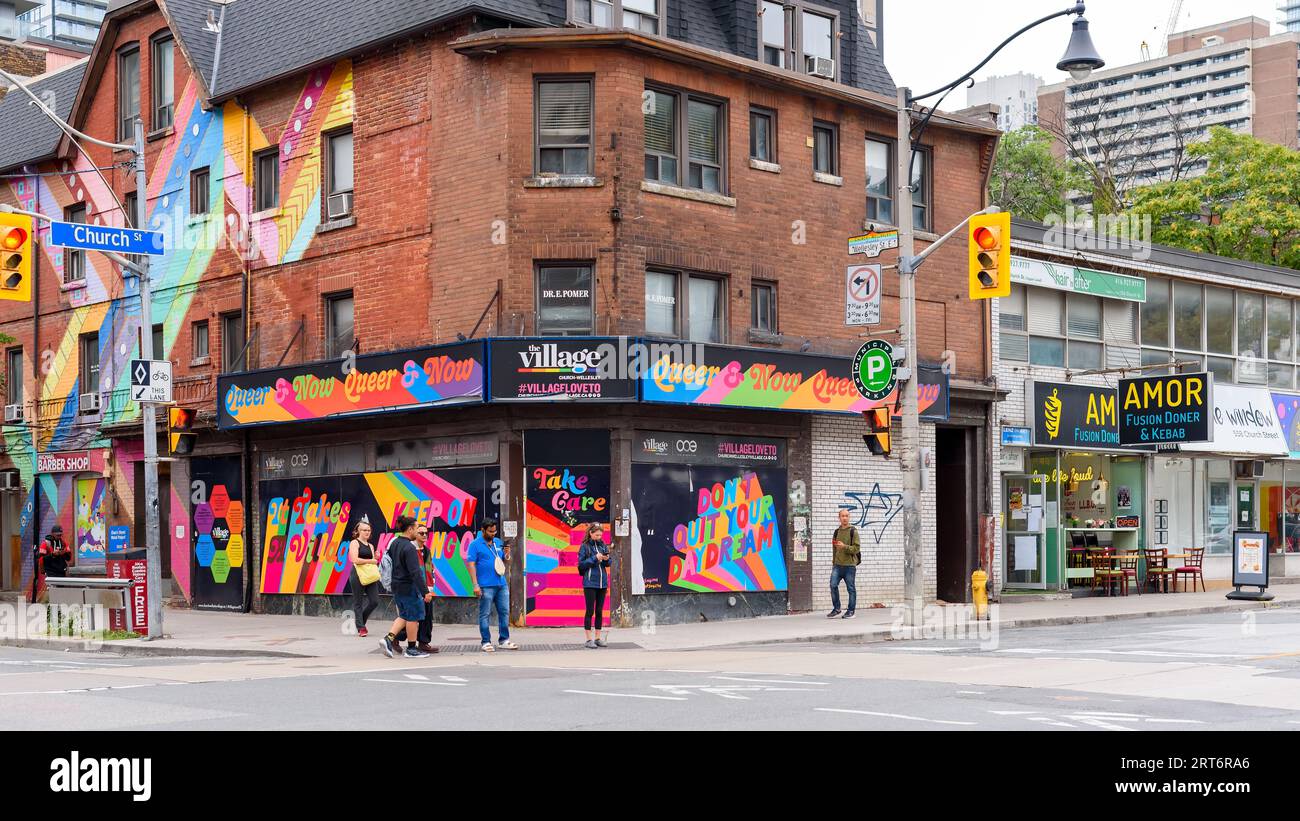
0,67,165,640
890,5,1103,628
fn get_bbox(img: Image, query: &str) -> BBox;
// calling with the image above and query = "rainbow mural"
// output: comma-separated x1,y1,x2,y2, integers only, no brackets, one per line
523,465,611,626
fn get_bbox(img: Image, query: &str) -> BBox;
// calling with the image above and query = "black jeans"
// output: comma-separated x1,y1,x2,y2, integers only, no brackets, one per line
583,586,606,631
349,571,380,629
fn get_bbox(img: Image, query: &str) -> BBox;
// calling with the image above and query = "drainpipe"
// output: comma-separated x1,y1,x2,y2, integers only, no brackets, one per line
239,96,255,611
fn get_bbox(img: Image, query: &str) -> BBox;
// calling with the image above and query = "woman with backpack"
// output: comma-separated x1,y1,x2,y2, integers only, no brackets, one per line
576,523,612,649
348,520,381,637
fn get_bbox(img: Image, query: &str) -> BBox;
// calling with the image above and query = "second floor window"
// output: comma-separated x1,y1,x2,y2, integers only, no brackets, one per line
64,204,86,284
255,149,279,212
866,138,894,225
645,269,726,343
6,348,22,406
118,46,140,140
193,320,209,361
536,265,595,335
152,36,174,130
326,129,354,218
910,147,931,231
813,122,838,176
750,107,775,163
222,312,245,372
80,334,100,397
573,0,661,34
644,87,725,194
325,292,355,359
536,79,593,176
752,281,777,333
191,167,210,215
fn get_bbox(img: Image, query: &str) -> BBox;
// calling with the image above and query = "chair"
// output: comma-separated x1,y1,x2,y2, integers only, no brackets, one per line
1083,532,1101,550
1115,553,1141,596
1144,548,1176,593
1090,553,1126,596
1174,547,1206,592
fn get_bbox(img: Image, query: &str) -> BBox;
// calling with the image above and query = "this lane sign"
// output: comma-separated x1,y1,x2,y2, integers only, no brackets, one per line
130,359,172,403
49,221,165,256
846,264,881,326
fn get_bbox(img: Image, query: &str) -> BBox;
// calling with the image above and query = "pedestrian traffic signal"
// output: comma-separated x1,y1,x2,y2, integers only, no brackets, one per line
0,213,33,303
968,211,1011,300
862,407,891,458
168,407,196,456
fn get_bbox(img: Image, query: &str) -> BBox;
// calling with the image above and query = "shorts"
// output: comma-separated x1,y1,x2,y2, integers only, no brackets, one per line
395,590,425,621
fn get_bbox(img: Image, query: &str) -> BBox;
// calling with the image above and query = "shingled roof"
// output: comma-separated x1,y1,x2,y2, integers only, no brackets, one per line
0,61,88,173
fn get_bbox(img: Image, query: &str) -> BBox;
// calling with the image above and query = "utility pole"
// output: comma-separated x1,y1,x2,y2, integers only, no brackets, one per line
133,120,163,640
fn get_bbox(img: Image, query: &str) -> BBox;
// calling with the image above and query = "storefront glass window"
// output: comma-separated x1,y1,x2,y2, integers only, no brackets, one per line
1068,340,1102,370
1284,462,1300,553
1141,279,1169,347
1067,294,1101,338
1173,282,1202,350
1206,459,1232,555
1268,297,1294,361
1205,287,1233,354
1207,356,1233,384
1261,460,1287,552
1029,336,1064,367
1237,292,1264,359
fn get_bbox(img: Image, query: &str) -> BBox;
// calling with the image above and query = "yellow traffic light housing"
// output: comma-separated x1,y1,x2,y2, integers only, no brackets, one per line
168,406,196,456
0,213,33,303
862,407,892,458
968,211,1011,300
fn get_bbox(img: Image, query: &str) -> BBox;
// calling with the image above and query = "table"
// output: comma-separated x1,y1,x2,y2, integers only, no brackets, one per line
1064,528,1141,583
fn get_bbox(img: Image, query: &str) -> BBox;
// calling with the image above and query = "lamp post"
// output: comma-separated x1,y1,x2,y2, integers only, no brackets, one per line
893,4,1103,627
0,68,165,639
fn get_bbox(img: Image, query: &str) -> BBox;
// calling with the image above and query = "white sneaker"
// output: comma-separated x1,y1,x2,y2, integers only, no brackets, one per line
498,640,519,650
481,643,495,653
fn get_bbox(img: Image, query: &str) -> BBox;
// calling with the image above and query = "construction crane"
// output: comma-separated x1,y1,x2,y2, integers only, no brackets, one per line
1160,0,1185,57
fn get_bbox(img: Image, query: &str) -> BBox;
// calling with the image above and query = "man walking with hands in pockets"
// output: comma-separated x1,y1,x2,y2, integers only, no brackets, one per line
467,518,518,652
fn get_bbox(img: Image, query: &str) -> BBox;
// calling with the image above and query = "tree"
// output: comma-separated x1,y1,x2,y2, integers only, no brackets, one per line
1126,128,1300,270
987,125,1086,222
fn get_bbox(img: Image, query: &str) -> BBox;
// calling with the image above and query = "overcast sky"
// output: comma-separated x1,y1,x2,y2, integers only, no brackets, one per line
880,0,1285,109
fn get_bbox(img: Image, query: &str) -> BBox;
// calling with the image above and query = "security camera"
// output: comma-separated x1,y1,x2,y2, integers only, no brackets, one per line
865,222,886,234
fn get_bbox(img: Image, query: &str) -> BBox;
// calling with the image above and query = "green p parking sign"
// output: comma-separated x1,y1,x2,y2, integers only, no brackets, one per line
853,340,897,401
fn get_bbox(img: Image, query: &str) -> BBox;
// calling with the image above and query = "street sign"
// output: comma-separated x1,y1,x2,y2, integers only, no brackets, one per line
845,264,882,326
848,230,899,258
852,340,898,401
48,221,165,256
130,359,173,403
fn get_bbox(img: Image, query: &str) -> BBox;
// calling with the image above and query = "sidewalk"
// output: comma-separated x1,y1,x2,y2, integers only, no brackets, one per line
5,584,1299,658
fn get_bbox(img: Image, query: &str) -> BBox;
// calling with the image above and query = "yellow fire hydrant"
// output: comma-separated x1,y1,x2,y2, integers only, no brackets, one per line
971,569,989,620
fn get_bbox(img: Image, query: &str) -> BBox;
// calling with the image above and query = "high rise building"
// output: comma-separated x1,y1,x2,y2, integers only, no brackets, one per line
1284,1,1300,33
17,0,106,50
1039,17,1299,204
964,72,1042,132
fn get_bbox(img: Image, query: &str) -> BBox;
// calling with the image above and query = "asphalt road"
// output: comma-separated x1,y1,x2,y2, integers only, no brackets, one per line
2,611,1299,730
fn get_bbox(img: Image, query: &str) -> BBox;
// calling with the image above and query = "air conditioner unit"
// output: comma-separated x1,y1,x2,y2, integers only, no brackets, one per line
3,404,21,423
327,191,353,220
1235,460,1265,479
805,56,835,79
79,392,101,413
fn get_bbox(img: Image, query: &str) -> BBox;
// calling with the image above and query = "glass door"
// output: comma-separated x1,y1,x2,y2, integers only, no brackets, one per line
1004,473,1047,589
1236,480,1258,530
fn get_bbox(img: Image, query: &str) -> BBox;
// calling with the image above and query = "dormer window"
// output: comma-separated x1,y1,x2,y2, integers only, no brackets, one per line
571,0,662,35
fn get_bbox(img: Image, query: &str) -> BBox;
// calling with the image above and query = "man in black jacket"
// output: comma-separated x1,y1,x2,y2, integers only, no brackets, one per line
394,523,438,654
380,516,433,659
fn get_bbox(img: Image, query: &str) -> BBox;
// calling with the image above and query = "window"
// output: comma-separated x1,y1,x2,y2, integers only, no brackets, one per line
151,324,163,360
759,1,839,79
63,204,86,284
1141,278,1170,348
118,46,140,139
536,265,594,335
1066,294,1101,338
644,270,726,342
750,107,775,163
1173,281,1203,350
191,167,210,215
535,79,592,176
255,149,279,212
866,138,893,225
760,1,787,67
910,147,930,231
1268,297,1293,362
751,280,777,333
79,334,100,402
644,86,726,194
571,0,661,34
5,348,21,406
325,292,354,359
813,122,838,176
152,35,174,130
222,312,245,372
325,129,354,218
193,320,209,361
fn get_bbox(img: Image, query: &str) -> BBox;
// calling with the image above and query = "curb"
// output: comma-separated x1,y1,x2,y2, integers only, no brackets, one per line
0,637,310,659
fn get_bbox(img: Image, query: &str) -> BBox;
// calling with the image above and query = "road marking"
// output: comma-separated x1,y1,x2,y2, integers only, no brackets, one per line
1071,717,1136,732
0,683,158,696
1027,716,1076,728
1250,651,1300,660
990,710,1038,715
996,648,1255,660
710,676,828,686
816,708,977,726
564,689,686,701
440,676,468,683
404,674,429,681
1143,718,1205,725
362,678,465,687
957,691,986,695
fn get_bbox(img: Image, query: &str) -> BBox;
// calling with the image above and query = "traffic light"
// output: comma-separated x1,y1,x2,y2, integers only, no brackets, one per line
968,211,1011,300
862,407,891,458
0,212,33,303
168,407,196,456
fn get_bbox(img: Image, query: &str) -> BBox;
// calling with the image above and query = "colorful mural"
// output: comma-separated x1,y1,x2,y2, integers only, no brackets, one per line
259,466,498,596
191,456,245,610
524,466,611,626
4,60,356,599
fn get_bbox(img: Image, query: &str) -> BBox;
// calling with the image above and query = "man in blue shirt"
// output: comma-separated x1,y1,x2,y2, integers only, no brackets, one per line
466,518,518,652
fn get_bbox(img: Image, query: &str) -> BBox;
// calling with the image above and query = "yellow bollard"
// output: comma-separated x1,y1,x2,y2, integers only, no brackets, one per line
971,569,989,620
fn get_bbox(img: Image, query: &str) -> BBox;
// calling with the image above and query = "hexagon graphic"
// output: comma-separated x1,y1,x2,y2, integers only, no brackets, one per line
210,485,231,518
194,503,215,535
211,550,231,584
226,534,245,568
226,501,245,535
195,534,216,567
210,518,231,551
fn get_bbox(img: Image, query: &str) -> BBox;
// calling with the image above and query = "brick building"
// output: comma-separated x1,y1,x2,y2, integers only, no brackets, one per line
0,0,999,624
